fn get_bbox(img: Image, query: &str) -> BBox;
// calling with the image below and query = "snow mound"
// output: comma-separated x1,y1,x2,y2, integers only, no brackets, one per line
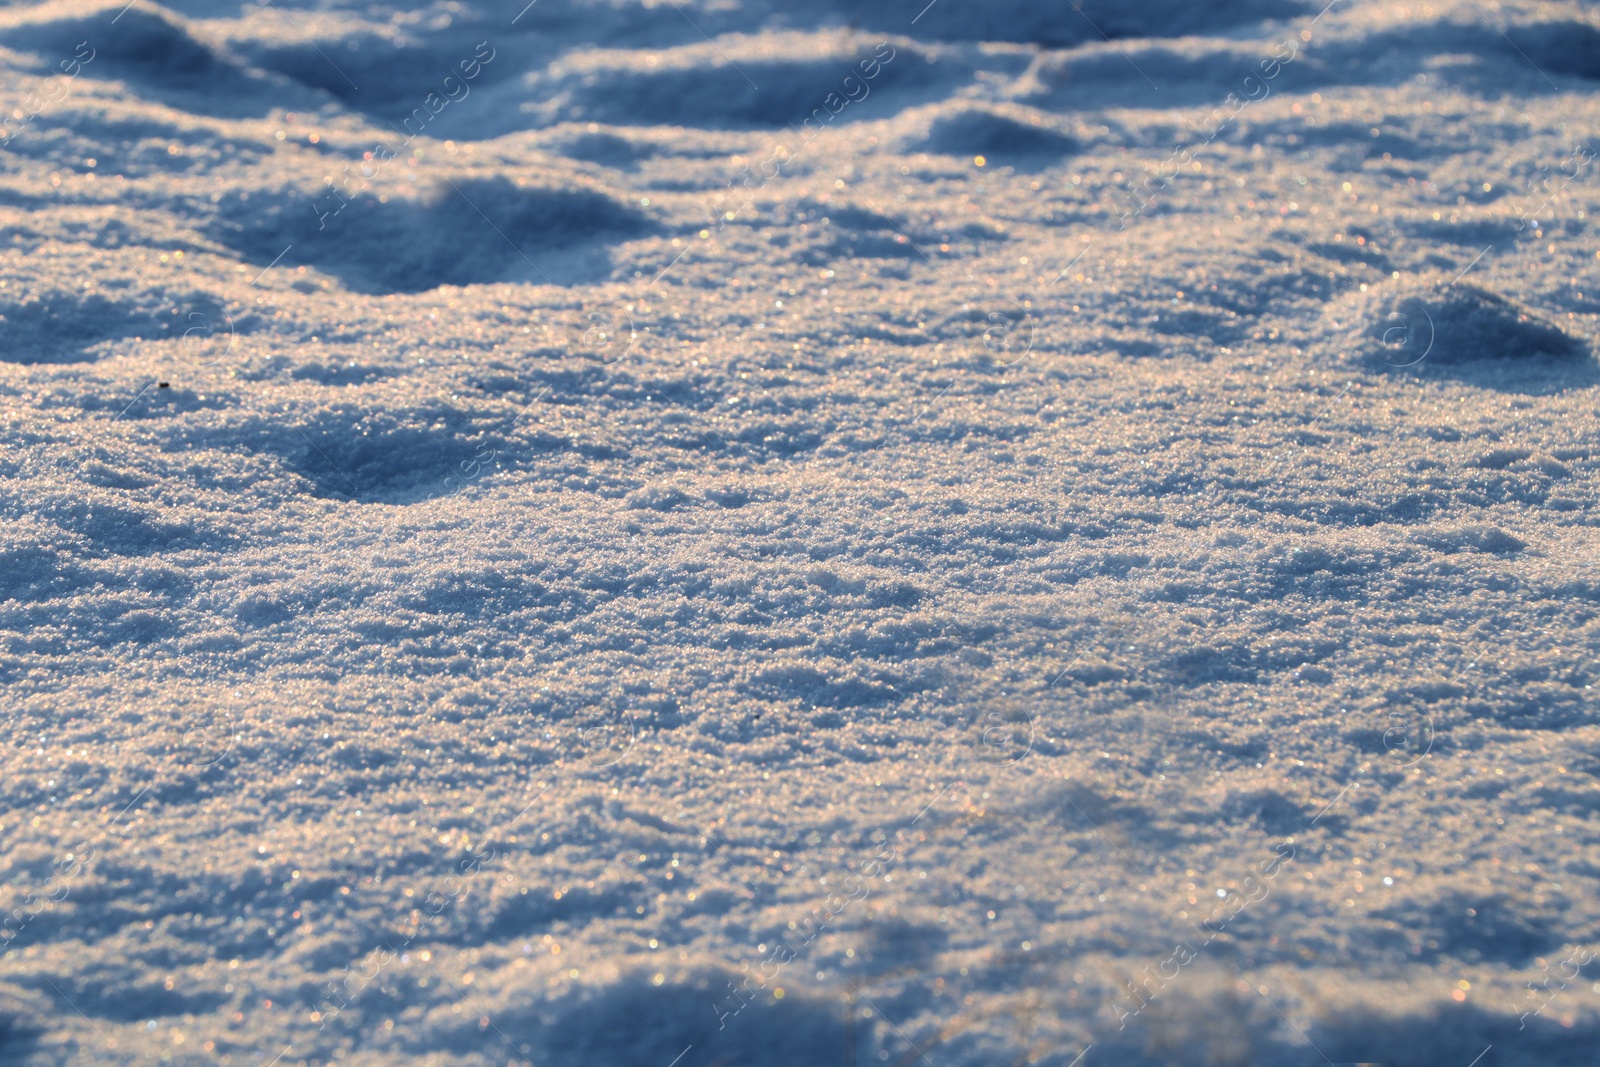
1505,18,1600,80
810,0,1310,46
532,973,845,1067
0,2,295,118
0,290,157,364
905,107,1076,168
549,128,659,169
521,35,943,130
1336,275,1590,372
209,178,654,293
250,403,491,503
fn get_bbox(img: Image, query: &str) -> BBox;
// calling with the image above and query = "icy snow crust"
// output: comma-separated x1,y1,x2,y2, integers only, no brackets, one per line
1,0,1599,1064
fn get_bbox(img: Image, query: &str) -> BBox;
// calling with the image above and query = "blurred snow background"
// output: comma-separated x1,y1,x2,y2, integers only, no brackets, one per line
1,0,1599,1064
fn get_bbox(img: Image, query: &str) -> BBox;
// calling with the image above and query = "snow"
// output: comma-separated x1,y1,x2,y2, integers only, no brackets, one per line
1,0,1599,1065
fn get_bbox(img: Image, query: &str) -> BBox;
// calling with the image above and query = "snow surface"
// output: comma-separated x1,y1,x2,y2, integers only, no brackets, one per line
1,0,1599,1064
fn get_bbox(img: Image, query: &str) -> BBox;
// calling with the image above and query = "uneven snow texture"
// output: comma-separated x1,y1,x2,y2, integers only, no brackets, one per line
1,0,1599,1065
